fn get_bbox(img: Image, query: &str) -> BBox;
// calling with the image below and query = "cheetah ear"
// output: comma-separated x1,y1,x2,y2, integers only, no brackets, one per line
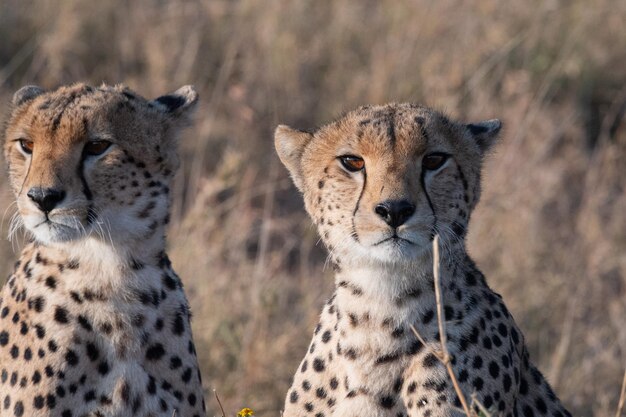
275,124,313,192
12,85,45,107
152,85,199,119
466,119,502,153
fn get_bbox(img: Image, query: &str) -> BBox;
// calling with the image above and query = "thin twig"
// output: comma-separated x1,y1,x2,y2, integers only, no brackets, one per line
616,369,626,417
214,389,226,417
470,393,493,417
432,235,473,416
408,324,429,349
409,321,468,412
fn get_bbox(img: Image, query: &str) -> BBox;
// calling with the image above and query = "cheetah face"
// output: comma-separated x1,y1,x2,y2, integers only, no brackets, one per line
3,84,197,245
275,104,500,265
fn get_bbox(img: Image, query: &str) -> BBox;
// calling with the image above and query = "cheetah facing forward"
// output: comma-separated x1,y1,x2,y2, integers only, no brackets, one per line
0,84,206,417
275,104,571,417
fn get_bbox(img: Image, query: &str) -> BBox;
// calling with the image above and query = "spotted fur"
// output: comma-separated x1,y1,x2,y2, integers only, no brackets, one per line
0,83,206,417
275,104,571,417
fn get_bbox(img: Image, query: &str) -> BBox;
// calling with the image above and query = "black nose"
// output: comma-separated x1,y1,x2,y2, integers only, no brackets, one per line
27,187,66,213
374,200,416,228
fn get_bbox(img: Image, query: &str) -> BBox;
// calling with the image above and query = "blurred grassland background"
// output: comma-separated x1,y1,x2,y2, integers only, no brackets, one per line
1,0,625,415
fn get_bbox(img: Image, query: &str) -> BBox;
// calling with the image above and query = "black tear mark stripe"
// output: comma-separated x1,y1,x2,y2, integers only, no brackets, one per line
80,116,96,224
19,151,34,197
457,164,469,194
351,170,367,243
418,121,437,237
77,156,93,200
420,169,437,238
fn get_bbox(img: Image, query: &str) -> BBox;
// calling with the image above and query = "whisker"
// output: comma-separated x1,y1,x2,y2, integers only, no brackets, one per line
1,201,18,235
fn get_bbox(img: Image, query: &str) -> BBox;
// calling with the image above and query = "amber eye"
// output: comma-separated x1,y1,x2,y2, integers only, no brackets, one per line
422,153,449,171
19,139,34,154
339,155,365,172
84,140,111,156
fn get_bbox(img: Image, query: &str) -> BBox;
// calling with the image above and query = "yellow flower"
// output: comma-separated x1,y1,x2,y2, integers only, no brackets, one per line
238,408,254,417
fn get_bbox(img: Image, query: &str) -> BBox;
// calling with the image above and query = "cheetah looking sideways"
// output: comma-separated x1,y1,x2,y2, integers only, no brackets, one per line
275,104,571,417
0,84,206,417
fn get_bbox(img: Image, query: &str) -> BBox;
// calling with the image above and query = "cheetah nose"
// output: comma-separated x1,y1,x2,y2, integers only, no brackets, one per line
374,200,416,228
27,187,66,213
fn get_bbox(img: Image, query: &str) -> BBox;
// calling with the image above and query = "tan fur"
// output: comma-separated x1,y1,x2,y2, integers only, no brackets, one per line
0,83,206,417
275,104,570,417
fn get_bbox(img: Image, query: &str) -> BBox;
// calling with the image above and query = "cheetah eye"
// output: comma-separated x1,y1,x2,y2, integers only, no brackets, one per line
18,139,34,155
338,155,365,172
422,153,449,171
84,140,111,156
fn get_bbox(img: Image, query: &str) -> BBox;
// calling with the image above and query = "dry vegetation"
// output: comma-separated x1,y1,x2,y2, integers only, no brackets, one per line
1,0,625,415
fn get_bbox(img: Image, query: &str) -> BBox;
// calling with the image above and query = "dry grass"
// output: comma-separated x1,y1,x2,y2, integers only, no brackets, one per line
1,0,625,415
410,236,475,417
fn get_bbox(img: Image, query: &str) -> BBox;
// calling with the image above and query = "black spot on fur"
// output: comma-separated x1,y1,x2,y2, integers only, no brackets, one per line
423,353,438,368
98,361,110,375
290,390,299,403
86,343,100,361
172,312,185,335
145,344,165,361
65,349,79,366
313,358,325,372
54,306,69,324
380,396,395,409
375,352,401,365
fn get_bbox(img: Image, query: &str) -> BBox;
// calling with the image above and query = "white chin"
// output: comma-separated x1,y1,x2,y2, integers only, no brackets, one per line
27,221,85,244
368,240,427,263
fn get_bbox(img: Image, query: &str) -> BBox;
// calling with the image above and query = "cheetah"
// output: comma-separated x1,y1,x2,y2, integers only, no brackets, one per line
0,84,206,417
275,104,571,417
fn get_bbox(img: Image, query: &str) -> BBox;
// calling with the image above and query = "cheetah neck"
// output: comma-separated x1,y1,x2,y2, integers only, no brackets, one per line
22,227,170,293
336,241,470,298
335,261,433,302
321,249,486,399
333,247,482,333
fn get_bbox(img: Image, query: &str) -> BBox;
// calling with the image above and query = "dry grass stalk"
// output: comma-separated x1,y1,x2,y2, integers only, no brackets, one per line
616,370,626,417
408,324,469,416
408,324,429,348
431,236,473,416
214,389,227,417
470,393,493,417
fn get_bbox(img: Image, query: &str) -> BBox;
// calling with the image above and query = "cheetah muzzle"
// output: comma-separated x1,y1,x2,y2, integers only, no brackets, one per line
275,104,571,417
0,84,207,417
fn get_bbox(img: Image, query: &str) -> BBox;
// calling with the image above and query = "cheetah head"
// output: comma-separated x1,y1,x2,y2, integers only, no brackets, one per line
3,83,198,245
275,104,500,266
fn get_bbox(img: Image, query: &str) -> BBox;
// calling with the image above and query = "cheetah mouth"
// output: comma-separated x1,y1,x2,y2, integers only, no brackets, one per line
35,219,75,229
29,208,91,228
34,219,82,233
373,234,415,246
29,215,90,243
